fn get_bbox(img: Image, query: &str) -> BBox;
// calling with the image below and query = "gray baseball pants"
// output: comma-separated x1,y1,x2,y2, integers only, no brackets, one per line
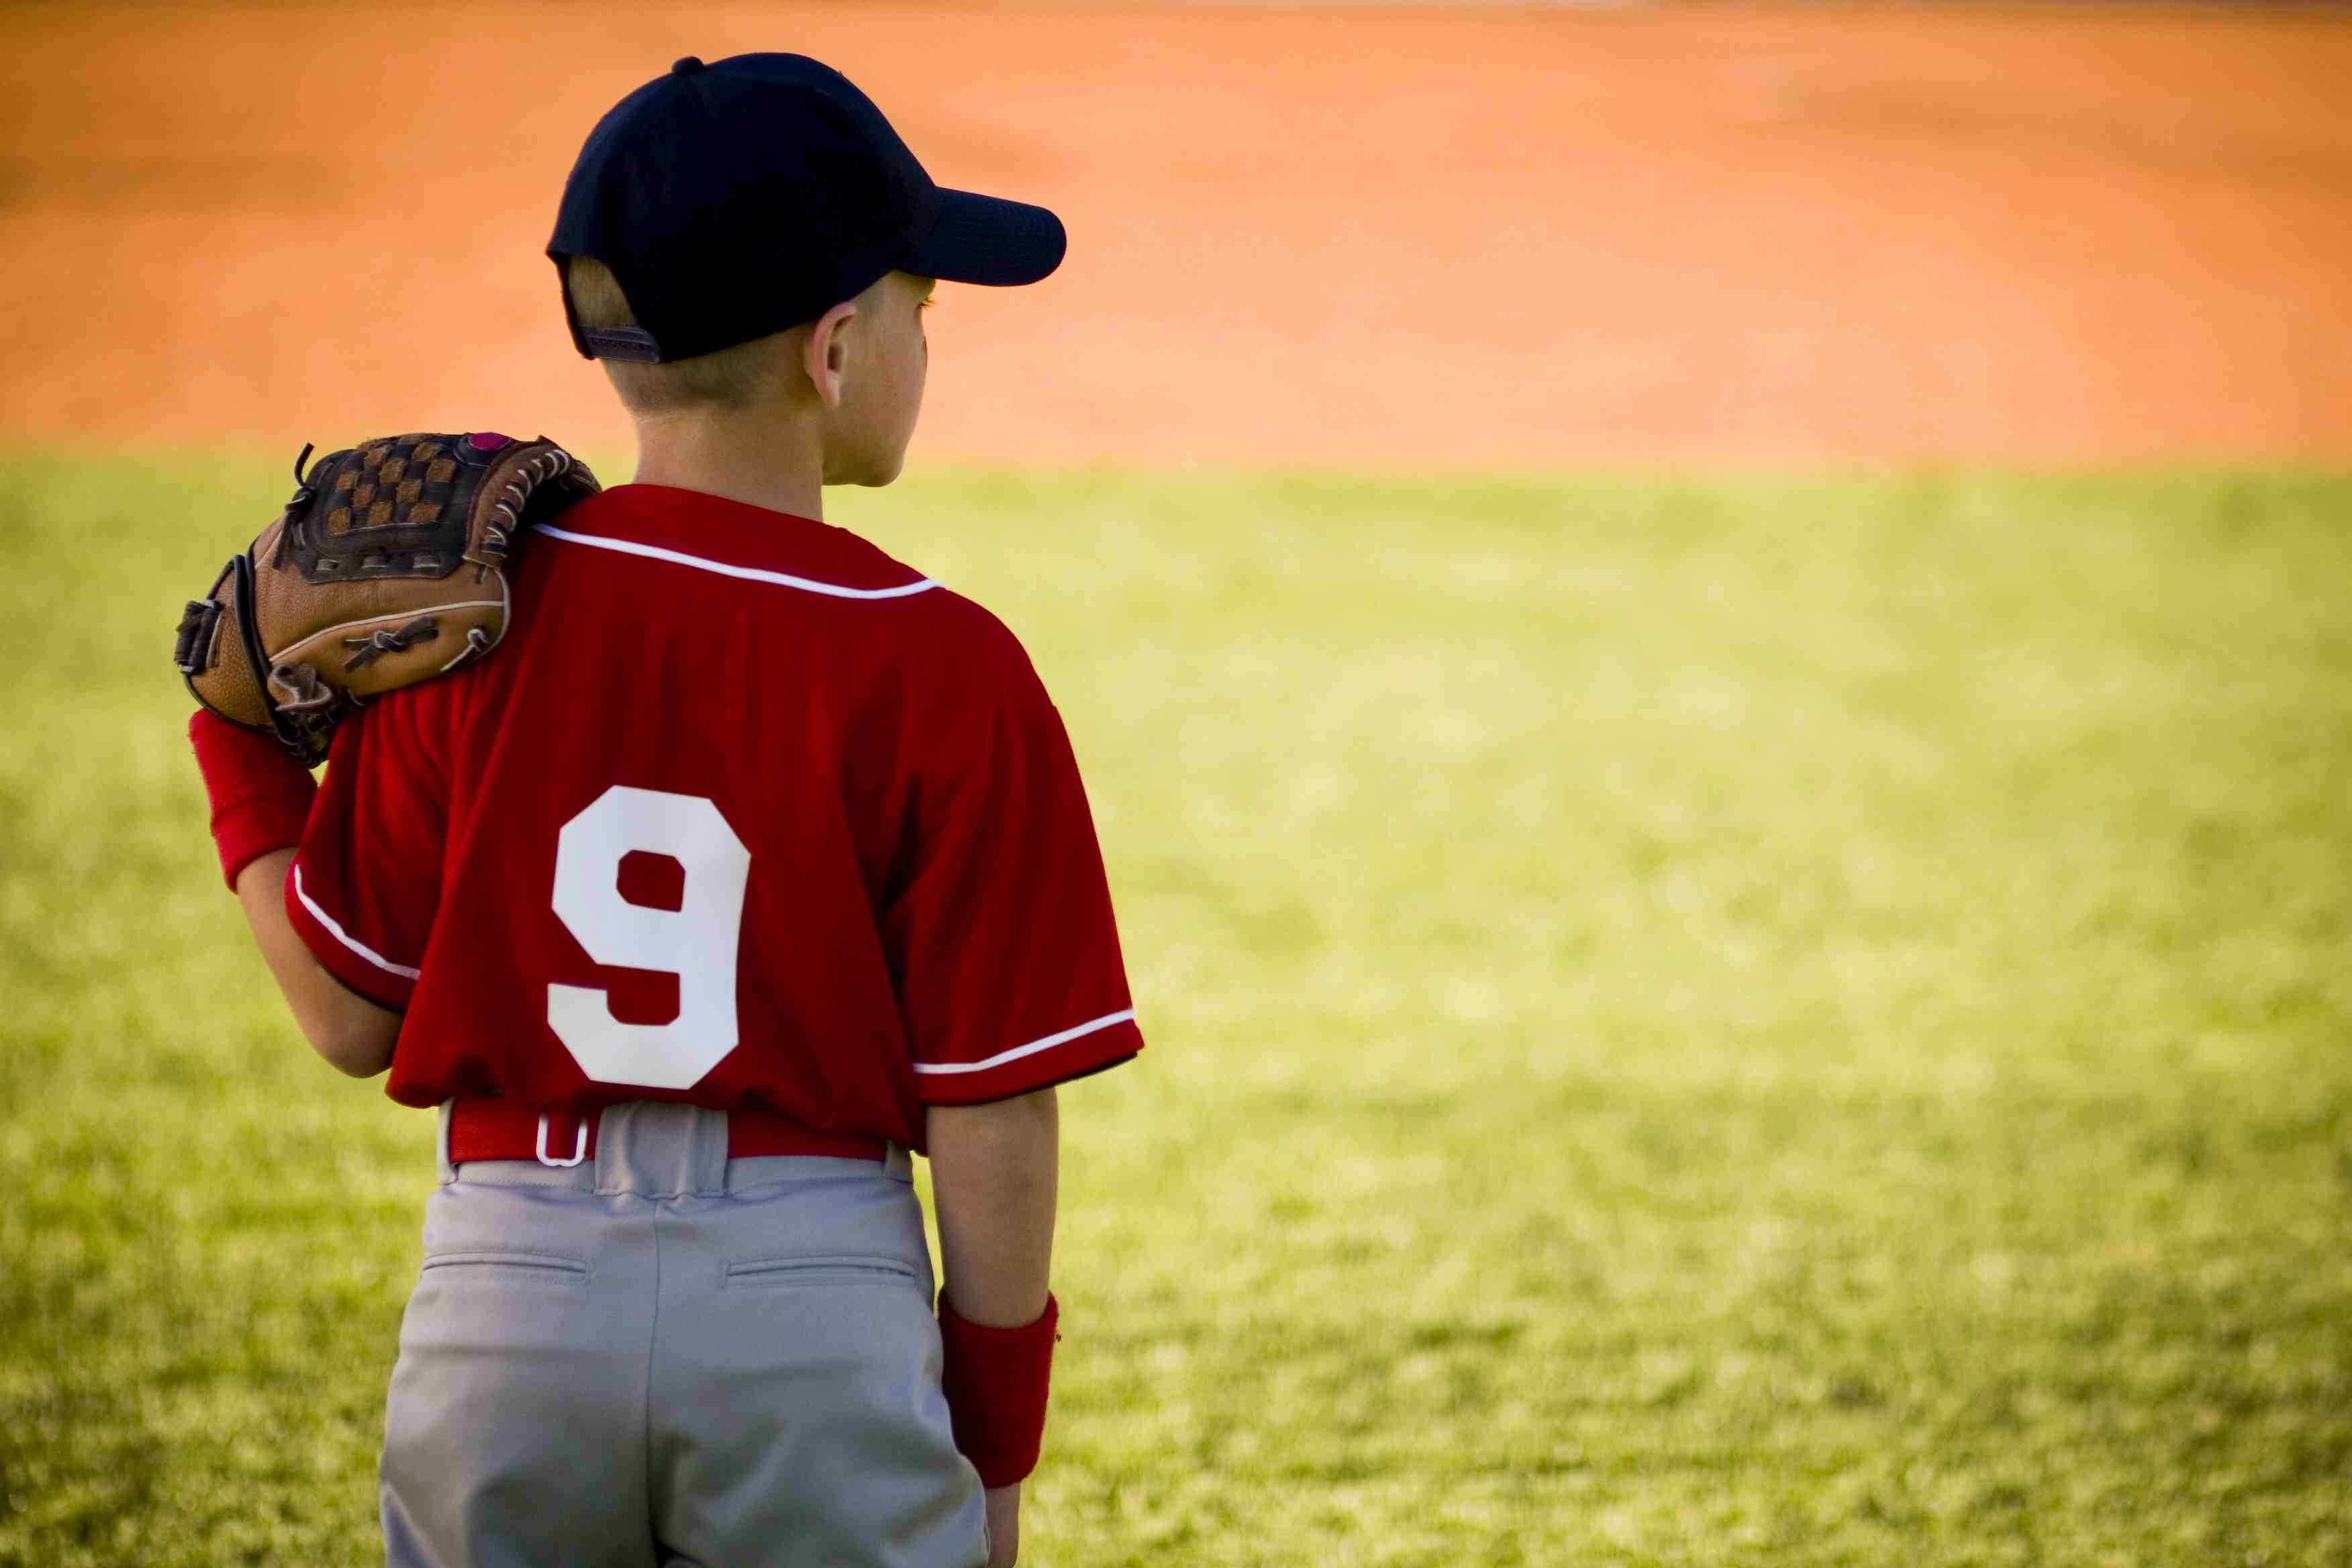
379,1101,987,1568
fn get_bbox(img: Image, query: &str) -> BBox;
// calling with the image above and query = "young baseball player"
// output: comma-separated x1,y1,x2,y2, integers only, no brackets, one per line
183,52,1141,1567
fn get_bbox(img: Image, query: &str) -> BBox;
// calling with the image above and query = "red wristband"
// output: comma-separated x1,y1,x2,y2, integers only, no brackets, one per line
938,1293,1060,1489
188,709,317,889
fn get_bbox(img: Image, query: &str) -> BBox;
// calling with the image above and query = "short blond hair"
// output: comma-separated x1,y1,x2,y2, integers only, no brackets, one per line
563,255,794,414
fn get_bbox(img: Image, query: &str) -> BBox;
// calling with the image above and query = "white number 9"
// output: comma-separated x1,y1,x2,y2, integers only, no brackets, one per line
548,785,750,1090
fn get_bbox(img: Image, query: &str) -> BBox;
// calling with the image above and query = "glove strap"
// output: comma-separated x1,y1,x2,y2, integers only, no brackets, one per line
189,709,317,889
938,1293,1060,1489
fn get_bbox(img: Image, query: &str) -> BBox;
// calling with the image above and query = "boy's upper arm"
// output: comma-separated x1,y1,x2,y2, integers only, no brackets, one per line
880,621,1142,1104
283,691,453,1013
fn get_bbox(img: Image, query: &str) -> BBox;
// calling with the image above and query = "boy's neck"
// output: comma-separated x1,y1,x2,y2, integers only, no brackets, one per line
629,407,827,522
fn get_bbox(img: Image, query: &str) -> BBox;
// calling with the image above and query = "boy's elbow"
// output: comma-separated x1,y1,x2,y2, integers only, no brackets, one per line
320,1038,392,1078
313,1027,393,1077
305,997,399,1078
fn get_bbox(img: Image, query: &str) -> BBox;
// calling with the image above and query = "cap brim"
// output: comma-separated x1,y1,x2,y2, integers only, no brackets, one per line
904,188,1066,287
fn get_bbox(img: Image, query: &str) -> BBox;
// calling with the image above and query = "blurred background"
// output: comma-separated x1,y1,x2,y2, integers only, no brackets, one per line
4,5,2349,1566
7,2,2349,462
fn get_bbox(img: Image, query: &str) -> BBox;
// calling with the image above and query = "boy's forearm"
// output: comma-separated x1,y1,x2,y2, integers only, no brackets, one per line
234,848,399,1078
926,1087,1059,1325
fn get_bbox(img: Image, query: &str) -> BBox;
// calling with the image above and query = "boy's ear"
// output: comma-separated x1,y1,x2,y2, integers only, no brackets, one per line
803,301,859,410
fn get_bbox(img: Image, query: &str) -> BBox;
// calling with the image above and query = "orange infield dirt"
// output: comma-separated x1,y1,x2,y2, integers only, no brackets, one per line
5,4,2349,464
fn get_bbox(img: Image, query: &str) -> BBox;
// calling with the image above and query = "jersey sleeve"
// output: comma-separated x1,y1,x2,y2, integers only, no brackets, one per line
283,693,450,1012
881,639,1143,1105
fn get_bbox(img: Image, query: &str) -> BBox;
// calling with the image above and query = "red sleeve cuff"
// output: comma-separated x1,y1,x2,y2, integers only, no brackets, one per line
914,1012,1142,1106
189,709,315,889
283,860,417,1012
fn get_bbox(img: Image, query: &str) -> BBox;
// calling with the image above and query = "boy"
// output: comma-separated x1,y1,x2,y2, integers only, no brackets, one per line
184,52,1142,1568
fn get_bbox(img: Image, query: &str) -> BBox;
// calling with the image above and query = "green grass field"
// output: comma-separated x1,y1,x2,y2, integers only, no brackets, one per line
2,456,2347,1565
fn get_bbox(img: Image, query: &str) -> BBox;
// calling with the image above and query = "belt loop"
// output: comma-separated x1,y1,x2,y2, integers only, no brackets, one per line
435,1098,458,1185
593,1104,630,1195
693,1106,729,1196
536,1110,589,1168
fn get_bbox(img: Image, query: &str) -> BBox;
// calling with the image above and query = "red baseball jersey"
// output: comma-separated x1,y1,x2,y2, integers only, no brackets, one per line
284,483,1142,1150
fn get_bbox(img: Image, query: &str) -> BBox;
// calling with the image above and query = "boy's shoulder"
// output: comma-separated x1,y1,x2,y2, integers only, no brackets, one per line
538,483,1046,691
540,484,921,599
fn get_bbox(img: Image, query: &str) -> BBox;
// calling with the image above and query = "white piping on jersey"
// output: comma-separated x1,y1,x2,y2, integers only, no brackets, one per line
913,1008,1138,1077
538,524,941,600
291,863,422,981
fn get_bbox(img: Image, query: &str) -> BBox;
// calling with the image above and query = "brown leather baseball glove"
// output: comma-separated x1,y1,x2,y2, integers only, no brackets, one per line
173,432,599,764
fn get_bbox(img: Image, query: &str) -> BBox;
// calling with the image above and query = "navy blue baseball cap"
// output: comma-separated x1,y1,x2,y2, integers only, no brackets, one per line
549,53,1067,364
